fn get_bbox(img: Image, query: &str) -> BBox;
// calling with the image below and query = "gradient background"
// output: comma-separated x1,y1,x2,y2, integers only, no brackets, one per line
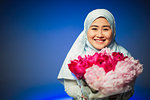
1,0,150,100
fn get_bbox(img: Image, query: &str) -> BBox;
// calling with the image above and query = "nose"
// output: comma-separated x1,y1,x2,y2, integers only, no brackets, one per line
96,29,104,38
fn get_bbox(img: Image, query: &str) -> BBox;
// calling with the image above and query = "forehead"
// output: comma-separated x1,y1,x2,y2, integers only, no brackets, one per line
91,17,110,26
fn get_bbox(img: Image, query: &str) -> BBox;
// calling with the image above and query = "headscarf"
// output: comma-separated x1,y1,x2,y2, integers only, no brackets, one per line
57,9,131,84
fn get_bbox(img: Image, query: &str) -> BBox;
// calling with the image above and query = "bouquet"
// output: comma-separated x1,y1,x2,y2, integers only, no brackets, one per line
68,48,143,98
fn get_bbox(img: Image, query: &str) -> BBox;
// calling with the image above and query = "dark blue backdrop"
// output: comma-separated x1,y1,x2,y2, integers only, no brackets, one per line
1,0,150,100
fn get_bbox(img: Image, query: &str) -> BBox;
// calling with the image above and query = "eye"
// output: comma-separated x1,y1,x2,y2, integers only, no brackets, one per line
103,28,109,31
91,28,97,30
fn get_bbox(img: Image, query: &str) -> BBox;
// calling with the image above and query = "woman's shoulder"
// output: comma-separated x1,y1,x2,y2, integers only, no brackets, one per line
116,44,131,57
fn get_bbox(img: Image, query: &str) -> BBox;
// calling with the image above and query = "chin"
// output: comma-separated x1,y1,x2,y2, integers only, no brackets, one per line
94,45,105,50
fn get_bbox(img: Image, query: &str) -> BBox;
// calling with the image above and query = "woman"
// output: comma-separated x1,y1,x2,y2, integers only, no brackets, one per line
57,9,134,100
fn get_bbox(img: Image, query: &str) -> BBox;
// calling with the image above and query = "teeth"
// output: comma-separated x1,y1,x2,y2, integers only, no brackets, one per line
95,40,104,42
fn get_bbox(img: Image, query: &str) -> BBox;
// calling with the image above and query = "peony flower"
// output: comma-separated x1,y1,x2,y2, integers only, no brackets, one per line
115,57,143,83
85,55,95,67
68,56,87,79
112,52,127,61
84,65,106,90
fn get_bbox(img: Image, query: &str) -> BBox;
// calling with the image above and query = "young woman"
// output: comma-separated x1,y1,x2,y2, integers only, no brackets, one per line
58,9,134,100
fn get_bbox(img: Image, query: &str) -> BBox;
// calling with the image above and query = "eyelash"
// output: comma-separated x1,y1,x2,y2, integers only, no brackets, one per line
92,28,97,30
91,28,109,31
103,28,109,31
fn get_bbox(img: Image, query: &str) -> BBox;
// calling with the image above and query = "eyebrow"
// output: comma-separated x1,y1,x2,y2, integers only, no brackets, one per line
103,25,111,28
90,25,99,27
90,25,111,28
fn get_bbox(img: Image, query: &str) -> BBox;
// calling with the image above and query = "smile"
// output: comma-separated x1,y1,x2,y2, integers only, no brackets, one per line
94,39,106,43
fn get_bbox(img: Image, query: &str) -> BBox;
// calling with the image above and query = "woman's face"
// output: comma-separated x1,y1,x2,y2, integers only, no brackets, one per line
87,17,113,50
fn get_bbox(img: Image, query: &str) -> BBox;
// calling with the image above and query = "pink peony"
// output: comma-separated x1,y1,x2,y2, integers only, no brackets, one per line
115,57,143,83
112,52,125,61
85,65,125,94
84,65,106,90
68,56,87,79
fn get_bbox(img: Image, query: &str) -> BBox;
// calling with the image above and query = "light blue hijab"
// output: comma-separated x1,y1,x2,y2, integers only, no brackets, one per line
57,9,131,84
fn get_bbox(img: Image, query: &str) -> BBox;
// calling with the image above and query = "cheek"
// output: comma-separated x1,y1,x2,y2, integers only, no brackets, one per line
105,31,113,40
87,30,95,39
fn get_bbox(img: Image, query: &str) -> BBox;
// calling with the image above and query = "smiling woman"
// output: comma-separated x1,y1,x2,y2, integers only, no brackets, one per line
57,9,134,100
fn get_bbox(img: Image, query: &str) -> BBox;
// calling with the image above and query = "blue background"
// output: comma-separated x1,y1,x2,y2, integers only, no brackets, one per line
1,0,150,100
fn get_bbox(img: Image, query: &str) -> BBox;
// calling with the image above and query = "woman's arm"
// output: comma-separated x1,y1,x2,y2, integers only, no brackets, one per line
64,79,82,99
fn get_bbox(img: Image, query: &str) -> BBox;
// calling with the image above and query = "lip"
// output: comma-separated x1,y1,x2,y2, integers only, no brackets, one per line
94,39,106,43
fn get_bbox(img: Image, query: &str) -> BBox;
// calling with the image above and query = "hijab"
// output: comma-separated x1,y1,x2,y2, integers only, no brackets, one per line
57,9,131,84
